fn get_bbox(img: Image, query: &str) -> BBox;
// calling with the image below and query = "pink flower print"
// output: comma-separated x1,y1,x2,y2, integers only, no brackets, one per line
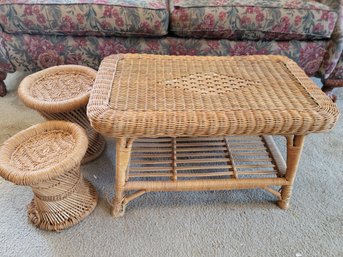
0,62,12,72
241,16,251,26
179,11,188,22
77,13,84,24
112,8,119,18
219,11,226,22
149,2,164,9
66,53,82,65
129,48,138,53
299,44,325,74
328,13,336,31
103,6,113,17
61,16,75,31
101,21,111,29
321,11,329,20
313,23,324,33
0,15,8,25
277,42,290,51
203,13,215,29
74,38,87,48
33,6,40,15
256,13,264,22
36,14,46,24
246,7,254,14
230,43,256,56
24,6,33,16
273,16,290,33
55,43,65,53
187,49,197,55
208,40,220,50
99,41,125,57
294,16,302,26
37,50,64,69
99,42,117,57
141,21,152,32
115,17,124,27
154,20,161,29
147,41,160,51
23,18,34,28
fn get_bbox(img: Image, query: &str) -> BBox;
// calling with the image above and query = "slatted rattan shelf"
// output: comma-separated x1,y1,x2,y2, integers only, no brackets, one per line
128,136,284,182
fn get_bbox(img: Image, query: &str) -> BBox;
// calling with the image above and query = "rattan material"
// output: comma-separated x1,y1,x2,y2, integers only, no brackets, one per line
87,54,340,217
18,65,106,164
88,54,339,138
0,121,98,231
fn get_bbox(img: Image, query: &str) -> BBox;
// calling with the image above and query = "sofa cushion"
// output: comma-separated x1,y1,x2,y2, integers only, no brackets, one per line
170,0,338,40
0,0,169,37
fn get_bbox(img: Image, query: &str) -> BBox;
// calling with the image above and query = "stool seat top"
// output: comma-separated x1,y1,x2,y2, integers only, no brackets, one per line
0,121,88,185
88,54,339,138
18,65,96,113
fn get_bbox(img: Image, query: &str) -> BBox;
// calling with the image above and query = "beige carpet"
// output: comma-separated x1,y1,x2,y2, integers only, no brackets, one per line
0,72,342,257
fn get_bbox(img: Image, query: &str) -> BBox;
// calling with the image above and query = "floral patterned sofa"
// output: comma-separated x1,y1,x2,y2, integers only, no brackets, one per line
0,0,342,99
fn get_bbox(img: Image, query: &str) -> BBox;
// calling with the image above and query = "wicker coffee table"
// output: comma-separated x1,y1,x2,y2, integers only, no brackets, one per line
87,54,339,217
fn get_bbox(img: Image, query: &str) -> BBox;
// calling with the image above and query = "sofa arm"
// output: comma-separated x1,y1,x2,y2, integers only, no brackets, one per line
312,0,343,78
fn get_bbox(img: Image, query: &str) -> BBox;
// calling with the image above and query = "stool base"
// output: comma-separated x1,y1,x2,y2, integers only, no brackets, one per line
28,179,98,231
82,133,106,164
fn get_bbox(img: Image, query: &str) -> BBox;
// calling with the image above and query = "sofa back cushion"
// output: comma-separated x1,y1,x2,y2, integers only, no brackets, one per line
0,0,169,37
170,0,337,40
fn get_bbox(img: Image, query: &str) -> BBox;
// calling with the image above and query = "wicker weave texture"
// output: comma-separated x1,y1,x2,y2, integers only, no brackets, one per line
18,65,106,164
88,54,339,138
0,121,98,231
19,65,96,113
0,121,88,185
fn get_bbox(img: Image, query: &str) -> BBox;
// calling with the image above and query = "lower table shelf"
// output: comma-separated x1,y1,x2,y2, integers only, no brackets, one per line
124,135,288,195
111,134,306,216
129,135,285,180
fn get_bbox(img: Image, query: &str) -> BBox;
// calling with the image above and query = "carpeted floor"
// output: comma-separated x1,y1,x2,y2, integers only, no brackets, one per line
0,72,342,257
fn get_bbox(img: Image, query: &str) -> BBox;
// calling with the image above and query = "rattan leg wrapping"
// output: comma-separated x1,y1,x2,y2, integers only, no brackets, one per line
28,166,98,231
277,135,305,210
111,138,133,217
40,107,106,164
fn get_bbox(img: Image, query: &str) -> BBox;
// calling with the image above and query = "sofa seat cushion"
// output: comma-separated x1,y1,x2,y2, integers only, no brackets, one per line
170,0,337,40
0,0,169,37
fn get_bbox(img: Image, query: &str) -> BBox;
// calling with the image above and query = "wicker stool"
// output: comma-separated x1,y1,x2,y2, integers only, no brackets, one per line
0,121,98,231
18,65,106,164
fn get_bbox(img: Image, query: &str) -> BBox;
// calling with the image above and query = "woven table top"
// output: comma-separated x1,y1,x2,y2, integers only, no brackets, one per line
19,65,96,113
88,54,339,138
0,121,88,185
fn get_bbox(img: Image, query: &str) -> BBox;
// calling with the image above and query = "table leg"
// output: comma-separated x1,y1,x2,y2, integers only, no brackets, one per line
111,138,133,217
278,135,305,210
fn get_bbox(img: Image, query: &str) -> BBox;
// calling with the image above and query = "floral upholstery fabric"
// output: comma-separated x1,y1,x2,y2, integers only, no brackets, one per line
314,0,343,79
330,55,343,79
170,0,337,40
0,31,327,77
0,0,169,37
0,29,13,73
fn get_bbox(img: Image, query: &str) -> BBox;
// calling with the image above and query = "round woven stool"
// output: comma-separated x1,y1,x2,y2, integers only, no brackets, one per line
0,121,98,231
18,65,106,164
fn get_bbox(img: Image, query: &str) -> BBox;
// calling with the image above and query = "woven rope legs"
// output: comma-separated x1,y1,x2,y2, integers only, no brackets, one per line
28,166,98,231
277,135,305,210
110,135,305,217
41,107,106,164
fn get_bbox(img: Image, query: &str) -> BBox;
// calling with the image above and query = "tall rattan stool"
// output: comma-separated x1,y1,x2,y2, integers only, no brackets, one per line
0,121,98,231
18,65,106,164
